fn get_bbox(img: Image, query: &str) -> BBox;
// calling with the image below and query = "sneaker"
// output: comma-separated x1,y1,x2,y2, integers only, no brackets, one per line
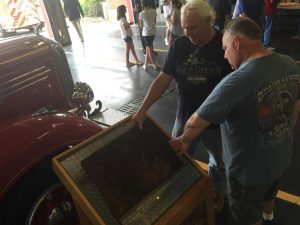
164,38,169,46
143,64,148,71
266,46,275,51
263,219,284,225
291,35,300,41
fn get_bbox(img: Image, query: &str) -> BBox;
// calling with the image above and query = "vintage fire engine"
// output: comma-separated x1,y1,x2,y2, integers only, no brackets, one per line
0,35,125,225
0,0,41,37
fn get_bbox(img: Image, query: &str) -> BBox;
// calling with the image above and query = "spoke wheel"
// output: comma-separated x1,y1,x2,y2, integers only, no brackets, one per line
27,182,80,225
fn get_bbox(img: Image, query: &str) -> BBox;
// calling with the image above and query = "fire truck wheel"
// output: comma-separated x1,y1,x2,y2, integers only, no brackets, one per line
26,182,80,225
0,153,80,225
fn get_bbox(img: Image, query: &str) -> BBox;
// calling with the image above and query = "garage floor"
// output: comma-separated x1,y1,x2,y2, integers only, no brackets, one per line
63,14,300,225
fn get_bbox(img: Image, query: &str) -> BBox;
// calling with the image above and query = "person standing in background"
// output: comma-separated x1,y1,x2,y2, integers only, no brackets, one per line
263,0,279,51
168,0,183,47
139,0,160,70
63,0,84,42
134,0,158,55
117,5,144,67
233,0,264,27
134,0,147,53
162,0,172,46
208,0,232,31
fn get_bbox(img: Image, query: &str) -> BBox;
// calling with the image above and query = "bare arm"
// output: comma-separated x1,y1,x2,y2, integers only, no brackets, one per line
139,17,143,29
171,14,177,26
123,21,133,30
132,72,173,129
169,113,210,154
291,100,300,128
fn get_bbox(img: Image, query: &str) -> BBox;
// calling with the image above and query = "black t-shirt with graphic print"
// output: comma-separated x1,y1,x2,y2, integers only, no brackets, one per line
162,30,232,125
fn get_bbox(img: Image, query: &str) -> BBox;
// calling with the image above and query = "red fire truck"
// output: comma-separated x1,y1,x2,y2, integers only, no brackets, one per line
0,34,112,225
0,0,42,37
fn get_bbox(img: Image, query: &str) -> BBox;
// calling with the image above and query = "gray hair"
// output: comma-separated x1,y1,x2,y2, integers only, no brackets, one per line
224,17,262,40
181,0,215,24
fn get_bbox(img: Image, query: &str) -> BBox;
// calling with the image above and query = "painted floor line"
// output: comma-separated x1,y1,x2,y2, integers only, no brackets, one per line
195,160,300,206
112,45,169,53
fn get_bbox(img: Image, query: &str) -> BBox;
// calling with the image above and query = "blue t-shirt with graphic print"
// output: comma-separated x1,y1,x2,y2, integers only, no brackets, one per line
197,53,300,187
162,30,232,126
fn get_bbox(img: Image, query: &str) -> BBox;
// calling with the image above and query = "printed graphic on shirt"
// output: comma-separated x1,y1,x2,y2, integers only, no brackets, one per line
255,74,299,147
176,48,223,84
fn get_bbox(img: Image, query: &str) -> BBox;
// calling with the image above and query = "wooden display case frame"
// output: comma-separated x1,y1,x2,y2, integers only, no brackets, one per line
52,116,215,225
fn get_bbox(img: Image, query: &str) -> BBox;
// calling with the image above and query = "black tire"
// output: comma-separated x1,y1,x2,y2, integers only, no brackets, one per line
0,156,58,225
0,155,61,225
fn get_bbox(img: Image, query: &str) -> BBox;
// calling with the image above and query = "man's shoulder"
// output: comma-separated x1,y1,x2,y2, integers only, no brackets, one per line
278,54,300,72
173,36,191,47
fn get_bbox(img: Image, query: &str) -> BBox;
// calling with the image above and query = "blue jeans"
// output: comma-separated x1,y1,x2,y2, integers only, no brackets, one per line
172,118,226,194
263,15,273,47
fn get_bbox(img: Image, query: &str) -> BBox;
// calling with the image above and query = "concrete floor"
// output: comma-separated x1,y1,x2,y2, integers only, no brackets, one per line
63,15,300,225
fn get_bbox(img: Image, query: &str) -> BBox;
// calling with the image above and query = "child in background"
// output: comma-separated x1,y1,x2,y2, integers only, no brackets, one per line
139,0,160,71
168,0,183,47
117,5,143,67
162,0,172,46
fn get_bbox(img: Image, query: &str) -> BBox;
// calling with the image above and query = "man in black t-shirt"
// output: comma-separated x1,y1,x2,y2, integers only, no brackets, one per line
133,0,232,212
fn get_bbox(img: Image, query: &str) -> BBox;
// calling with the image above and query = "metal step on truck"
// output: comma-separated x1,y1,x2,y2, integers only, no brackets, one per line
0,0,43,38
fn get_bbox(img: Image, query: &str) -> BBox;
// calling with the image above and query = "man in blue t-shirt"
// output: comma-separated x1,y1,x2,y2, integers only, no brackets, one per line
170,17,300,225
133,0,232,211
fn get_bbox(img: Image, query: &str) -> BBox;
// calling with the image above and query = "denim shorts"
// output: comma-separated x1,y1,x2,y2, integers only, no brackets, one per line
123,36,132,43
226,174,280,225
143,35,155,47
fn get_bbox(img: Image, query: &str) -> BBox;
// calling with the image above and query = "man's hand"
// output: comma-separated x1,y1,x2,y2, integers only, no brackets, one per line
132,110,146,129
170,113,211,154
169,136,189,154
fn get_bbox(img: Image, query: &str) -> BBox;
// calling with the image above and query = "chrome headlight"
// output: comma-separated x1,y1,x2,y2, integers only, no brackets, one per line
71,82,94,106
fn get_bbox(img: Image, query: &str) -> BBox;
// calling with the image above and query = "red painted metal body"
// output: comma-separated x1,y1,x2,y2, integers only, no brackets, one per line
0,35,74,121
0,112,101,200
0,35,103,204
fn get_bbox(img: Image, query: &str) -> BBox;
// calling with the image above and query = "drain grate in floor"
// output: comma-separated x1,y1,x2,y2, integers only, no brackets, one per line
118,84,176,115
